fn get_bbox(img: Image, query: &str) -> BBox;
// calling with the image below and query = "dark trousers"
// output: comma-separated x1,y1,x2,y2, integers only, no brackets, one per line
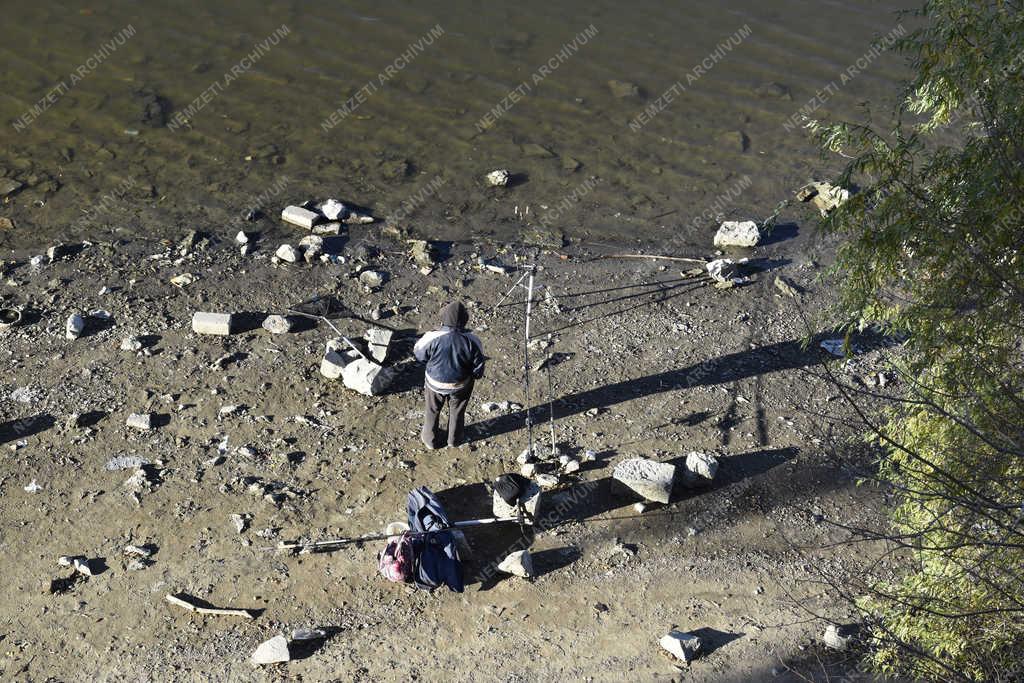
421,381,473,448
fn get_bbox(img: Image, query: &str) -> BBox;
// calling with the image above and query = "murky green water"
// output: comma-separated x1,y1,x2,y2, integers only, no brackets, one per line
0,1,910,251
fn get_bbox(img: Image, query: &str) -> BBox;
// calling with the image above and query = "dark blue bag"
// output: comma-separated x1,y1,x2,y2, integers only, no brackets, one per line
406,486,464,593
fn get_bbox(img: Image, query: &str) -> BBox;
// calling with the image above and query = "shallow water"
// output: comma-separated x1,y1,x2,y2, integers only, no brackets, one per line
0,0,910,251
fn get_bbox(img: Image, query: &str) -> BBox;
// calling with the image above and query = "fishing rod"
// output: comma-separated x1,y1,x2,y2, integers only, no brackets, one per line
269,515,522,554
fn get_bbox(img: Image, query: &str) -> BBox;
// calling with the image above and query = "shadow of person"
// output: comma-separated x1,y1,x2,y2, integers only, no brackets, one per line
465,338,823,443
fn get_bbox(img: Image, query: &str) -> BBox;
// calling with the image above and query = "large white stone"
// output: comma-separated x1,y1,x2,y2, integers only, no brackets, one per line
485,169,510,187
612,457,676,504
714,220,761,248
660,630,702,663
364,327,393,363
683,451,719,487
251,634,290,665
275,244,300,263
319,339,348,380
341,358,390,396
497,550,534,578
262,315,293,334
823,624,853,651
192,312,233,336
65,312,85,340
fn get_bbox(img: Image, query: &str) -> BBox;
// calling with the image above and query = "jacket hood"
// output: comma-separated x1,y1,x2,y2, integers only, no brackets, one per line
440,301,469,329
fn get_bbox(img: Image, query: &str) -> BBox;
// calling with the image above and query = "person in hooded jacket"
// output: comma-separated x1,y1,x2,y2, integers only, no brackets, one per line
413,301,485,449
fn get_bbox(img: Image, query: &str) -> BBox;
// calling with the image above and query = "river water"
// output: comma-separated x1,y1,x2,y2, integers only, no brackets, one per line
0,0,911,251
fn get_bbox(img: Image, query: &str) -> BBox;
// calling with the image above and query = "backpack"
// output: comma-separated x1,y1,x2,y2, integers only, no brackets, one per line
493,473,529,505
378,532,414,583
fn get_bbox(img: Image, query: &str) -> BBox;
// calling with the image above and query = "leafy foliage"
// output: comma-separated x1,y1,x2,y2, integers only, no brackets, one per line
807,1,1024,679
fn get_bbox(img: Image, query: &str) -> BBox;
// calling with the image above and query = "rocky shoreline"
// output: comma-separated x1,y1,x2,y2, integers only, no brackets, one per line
0,205,894,680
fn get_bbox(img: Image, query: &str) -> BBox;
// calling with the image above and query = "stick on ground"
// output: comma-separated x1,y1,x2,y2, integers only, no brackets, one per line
596,253,708,264
165,593,255,619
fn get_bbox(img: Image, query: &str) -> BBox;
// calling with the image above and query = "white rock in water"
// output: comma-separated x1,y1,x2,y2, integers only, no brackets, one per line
714,220,761,248
65,312,86,340
497,550,534,578
275,244,300,263
485,169,510,187
613,457,676,504
320,198,346,221
281,205,318,229
262,315,293,334
235,231,250,244
660,630,702,663
683,451,719,487
251,634,291,665
341,358,391,396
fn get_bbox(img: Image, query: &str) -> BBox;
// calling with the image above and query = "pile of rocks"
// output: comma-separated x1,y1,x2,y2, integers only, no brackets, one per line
319,332,396,397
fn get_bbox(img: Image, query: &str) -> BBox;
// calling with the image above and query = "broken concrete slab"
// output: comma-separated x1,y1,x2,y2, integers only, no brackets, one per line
341,358,391,396
281,205,318,229
126,413,155,430
660,630,702,663
319,339,348,380
612,457,676,504
713,220,761,248
192,312,234,336
364,327,393,363
497,550,534,578
251,634,291,665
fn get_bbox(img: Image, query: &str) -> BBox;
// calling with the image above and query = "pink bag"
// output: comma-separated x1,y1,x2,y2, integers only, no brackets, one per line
378,532,414,583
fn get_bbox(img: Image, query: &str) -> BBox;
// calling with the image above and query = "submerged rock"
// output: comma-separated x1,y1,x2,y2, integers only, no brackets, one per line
485,169,510,187
607,79,641,98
